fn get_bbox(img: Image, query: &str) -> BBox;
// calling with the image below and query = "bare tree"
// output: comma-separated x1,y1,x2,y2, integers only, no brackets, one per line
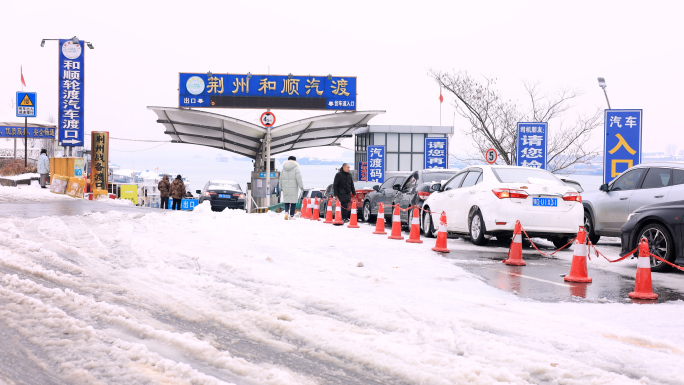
430,70,601,174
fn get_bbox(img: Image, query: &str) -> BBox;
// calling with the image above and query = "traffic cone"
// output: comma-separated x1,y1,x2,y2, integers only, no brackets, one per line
324,198,333,224
347,200,360,228
306,198,313,219
388,205,404,240
564,226,591,282
406,207,423,243
629,238,659,300
431,211,449,253
301,198,309,219
332,199,344,225
503,221,526,266
373,203,387,235
312,197,320,221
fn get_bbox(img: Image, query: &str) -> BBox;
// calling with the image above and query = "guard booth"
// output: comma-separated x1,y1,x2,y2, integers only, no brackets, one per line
250,158,280,211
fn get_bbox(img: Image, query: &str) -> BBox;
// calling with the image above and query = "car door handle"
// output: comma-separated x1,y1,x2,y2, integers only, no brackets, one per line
620,197,628,200
654,195,664,198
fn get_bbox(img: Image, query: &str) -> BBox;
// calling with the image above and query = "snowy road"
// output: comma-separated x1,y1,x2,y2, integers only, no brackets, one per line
1,187,684,384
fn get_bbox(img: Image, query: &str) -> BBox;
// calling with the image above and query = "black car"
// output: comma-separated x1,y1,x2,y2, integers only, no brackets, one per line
361,174,409,223
196,180,245,212
392,169,460,230
620,200,684,272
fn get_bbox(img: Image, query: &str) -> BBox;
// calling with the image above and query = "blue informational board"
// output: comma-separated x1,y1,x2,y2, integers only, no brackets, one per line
58,39,85,146
181,198,199,211
424,137,449,169
16,92,37,117
179,73,357,111
0,127,55,138
604,109,642,183
367,145,385,183
258,172,276,178
358,161,367,181
516,122,548,169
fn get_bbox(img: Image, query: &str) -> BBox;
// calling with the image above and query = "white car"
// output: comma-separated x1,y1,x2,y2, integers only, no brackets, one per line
421,165,583,247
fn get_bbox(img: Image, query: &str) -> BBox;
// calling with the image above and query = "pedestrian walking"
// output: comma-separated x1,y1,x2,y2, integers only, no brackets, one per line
158,174,171,209
333,163,356,222
37,149,49,189
280,156,304,220
170,174,186,210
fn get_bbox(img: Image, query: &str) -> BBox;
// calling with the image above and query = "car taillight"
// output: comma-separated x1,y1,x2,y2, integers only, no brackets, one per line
417,191,431,201
203,192,216,197
492,188,529,199
233,193,245,199
562,192,582,203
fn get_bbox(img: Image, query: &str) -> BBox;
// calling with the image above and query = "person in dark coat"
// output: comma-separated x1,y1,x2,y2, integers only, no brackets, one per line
170,175,186,210
158,175,171,209
333,163,356,221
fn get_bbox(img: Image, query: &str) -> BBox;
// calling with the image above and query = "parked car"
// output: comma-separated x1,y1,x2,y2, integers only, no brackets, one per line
583,162,684,245
392,169,460,228
421,165,583,246
196,180,245,212
620,200,684,272
298,188,326,205
361,173,410,222
319,183,377,219
560,178,583,193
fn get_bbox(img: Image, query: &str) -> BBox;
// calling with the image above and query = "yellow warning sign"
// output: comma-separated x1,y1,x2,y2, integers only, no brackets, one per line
20,94,33,106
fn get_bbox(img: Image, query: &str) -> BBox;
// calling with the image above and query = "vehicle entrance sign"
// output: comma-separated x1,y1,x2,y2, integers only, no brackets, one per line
485,148,497,164
424,137,449,169
58,38,85,146
260,112,276,127
516,122,548,169
16,92,37,117
367,145,385,183
603,109,642,184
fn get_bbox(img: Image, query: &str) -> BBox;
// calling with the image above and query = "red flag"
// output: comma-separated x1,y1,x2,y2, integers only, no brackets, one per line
438,92,443,103
21,66,26,87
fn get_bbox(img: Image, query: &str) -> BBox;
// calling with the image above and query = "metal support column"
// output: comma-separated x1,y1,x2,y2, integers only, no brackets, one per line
265,125,271,207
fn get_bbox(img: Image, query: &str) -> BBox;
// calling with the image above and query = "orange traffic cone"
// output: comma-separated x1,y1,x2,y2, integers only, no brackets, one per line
629,238,659,300
324,198,333,224
312,197,320,221
301,198,309,219
306,198,313,219
503,221,526,266
373,203,387,234
388,205,404,240
564,226,591,282
406,207,423,243
431,211,449,253
347,200,360,228
332,199,344,225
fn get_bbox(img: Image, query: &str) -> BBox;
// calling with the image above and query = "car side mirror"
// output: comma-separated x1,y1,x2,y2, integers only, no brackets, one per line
430,183,441,192
195,190,201,194
393,184,401,191
599,183,609,192
373,185,380,192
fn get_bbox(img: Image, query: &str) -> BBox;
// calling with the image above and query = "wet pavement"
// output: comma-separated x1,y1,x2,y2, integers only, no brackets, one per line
0,200,161,218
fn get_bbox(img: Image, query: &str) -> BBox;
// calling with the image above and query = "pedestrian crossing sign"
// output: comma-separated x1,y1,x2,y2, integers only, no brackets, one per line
16,92,37,117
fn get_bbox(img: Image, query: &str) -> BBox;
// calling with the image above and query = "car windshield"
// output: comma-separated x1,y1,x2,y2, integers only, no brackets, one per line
207,183,241,191
491,168,564,185
422,172,456,184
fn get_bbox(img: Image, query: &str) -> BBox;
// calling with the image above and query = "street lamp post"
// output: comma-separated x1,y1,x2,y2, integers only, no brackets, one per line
597,77,612,109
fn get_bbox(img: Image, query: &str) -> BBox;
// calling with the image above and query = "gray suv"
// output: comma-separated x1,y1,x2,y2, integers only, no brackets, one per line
582,162,684,244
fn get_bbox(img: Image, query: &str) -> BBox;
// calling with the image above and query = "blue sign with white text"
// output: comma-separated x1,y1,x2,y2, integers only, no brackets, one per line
258,172,276,178
604,109,642,184
181,198,199,211
0,126,55,138
58,39,85,146
179,73,357,111
16,92,37,117
516,122,548,169
367,145,385,183
424,137,449,169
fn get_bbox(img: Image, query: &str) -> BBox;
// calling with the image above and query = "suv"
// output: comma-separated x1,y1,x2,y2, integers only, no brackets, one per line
582,162,684,244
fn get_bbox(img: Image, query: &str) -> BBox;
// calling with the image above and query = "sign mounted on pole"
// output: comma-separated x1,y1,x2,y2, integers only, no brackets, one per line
179,73,357,111
16,92,37,117
260,111,276,127
485,148,497,164
58,39,85,146
90,132,109,192
424,137,449,169
367,145,385,183
603,109,642,183
516,122,548,169
358,161,368,182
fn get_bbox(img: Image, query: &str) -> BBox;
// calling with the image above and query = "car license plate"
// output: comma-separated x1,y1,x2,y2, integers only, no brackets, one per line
533,197,557,207
219,194,230,199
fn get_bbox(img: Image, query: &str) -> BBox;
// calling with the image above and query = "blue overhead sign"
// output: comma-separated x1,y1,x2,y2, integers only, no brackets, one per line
424,137,449,169
179,73,357,111
604,109,642,183
516,122,548,169
16,92,37,117
367,145,385,183
58,39,85,147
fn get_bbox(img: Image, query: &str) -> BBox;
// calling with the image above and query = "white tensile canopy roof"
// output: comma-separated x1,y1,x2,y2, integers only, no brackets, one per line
147,107,384,159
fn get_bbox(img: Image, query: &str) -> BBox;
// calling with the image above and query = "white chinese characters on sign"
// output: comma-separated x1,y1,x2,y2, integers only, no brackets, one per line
367,145,385,183
516,123,547,169
424,138,449,170
59,39,84,146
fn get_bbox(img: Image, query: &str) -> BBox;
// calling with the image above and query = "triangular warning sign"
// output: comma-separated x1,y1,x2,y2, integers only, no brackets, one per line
20,94,33,106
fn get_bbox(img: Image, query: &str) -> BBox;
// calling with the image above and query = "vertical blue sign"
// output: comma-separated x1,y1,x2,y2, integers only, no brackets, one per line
516,122,548,169
424,137,449,169
604,109,642,183
367,146,385,183
358,161,367,181
58,39,85,146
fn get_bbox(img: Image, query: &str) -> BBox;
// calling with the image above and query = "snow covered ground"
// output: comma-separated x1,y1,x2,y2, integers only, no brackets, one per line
1,187,683,384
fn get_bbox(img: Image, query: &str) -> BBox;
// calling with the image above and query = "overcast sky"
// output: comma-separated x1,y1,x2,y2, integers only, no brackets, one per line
1,1,682,167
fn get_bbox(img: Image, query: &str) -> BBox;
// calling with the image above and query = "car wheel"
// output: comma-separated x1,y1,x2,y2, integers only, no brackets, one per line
423,208,437,238
584,210,601,245
552,236,570,249
363,201,375,223
638,223,675,272
469,209,488,246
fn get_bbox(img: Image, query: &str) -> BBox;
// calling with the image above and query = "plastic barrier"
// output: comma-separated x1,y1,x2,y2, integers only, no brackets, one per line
65,177,85,198
49,175,69,194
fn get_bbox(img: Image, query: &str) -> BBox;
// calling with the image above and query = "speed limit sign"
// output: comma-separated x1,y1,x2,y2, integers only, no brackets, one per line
485,148,497,164
260,112,276,127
